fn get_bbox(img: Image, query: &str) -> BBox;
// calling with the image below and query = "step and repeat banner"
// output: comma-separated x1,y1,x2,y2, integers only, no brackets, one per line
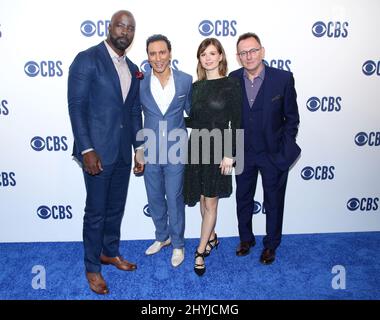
0,0,379,242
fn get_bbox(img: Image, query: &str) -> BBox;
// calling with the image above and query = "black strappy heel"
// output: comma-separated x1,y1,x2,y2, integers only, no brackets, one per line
194,250,206,276
204,233,219,257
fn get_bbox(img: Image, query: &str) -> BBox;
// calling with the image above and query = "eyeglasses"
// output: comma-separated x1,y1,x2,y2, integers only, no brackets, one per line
237,47,261,58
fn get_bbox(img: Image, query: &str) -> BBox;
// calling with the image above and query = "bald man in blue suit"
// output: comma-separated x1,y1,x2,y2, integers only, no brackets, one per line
68,10,143,294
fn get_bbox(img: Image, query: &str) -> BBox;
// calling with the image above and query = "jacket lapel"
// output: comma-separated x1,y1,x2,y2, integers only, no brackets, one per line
163,69,179,116
97,42,123,103
124,57,137,105
262,65,271,129
238,68,250,108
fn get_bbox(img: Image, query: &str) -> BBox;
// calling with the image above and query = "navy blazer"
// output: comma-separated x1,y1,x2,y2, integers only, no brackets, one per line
68,42,143,166
229,65,301,170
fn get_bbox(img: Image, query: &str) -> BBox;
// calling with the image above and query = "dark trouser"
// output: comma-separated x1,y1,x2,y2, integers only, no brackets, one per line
235,152,288,250
82,156,131,273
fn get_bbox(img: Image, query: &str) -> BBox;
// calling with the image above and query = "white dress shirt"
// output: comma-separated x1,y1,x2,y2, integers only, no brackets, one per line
150,68,175,115
104,40,131,102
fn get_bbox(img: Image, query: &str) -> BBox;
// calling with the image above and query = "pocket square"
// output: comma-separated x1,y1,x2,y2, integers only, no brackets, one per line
271,94,283,102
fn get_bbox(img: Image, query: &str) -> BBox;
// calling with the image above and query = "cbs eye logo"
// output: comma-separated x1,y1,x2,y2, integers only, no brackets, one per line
37,205,73,220
355,132,368,146
24,61,40,77
306,97,320,112
24,61,63,77
301,167,314,180
81,20,96,37
354,132,380,146
306,97,341,112
347,198,379,212
312,21,348,38
80,20,110,37
31,136,45,151
143,204,151,217
30,136,68,151
37,206,51,219
199,20,214,36
362,60,380,76
301,166,335,180
198,20,237,37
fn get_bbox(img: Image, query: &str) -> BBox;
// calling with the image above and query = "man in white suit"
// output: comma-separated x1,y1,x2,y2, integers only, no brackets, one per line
136,34,192,267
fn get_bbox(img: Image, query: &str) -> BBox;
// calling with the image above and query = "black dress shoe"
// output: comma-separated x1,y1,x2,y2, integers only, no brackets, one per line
260,248,276,265
236,240,256,256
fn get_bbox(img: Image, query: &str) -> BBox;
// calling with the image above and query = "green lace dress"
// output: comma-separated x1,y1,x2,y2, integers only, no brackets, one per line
183,76,242,207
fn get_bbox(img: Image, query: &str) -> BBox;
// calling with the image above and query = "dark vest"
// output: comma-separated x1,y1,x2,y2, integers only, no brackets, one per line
242,84,265,153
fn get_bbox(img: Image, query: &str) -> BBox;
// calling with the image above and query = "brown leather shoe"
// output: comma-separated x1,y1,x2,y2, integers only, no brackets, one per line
236,240,256,256
260,248,276,265
86,272,109,295
100,254,137,271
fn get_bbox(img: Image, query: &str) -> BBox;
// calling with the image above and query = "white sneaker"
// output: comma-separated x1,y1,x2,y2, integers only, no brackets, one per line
145,238,171,255
171,248,185,267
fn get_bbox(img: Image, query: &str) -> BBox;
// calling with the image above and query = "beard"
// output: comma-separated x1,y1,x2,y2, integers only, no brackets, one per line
109,34,132,51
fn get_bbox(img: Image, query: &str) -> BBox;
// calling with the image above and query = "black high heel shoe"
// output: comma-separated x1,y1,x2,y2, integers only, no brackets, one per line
194,250,206,276
204,234,219,257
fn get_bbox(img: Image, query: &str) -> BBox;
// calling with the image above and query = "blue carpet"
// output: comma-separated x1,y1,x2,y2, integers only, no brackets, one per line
0,232,379,300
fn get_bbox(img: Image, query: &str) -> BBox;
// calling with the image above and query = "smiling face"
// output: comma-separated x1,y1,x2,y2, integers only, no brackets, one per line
107,11,136,55
199,44,223,72
147,40,172,75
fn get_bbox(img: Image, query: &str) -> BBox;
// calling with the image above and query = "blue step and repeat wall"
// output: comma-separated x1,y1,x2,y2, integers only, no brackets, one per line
0,0,379,242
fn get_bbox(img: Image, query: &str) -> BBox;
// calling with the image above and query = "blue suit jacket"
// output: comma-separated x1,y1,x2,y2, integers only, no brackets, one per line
139,69,192,164
229,65,301,170
68,41,143,166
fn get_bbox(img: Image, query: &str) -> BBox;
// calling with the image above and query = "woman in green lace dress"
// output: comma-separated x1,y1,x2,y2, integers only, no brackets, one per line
184,38,242,276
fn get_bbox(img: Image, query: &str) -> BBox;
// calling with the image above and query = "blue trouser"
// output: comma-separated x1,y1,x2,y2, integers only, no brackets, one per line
235,152,288,250
143,163,185,249
82,156,131,273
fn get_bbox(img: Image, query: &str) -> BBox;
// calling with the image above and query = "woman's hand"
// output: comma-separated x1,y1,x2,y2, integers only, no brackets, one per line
219,156,234,175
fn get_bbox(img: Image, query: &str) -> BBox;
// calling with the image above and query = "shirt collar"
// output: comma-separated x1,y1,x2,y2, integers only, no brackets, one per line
244,64,265,81
151,67,173,81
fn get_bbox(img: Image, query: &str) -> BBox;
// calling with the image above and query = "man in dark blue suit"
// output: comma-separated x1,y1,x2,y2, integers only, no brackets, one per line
68,10,143,294
230,33,301,264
